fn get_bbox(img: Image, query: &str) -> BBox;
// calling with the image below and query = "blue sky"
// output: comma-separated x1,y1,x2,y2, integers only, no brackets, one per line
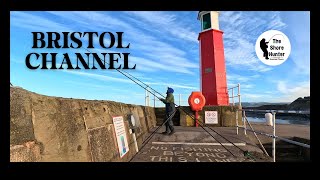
10,11,310,106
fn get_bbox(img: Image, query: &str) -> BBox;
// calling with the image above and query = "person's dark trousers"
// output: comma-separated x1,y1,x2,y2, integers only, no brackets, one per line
164,110,175,133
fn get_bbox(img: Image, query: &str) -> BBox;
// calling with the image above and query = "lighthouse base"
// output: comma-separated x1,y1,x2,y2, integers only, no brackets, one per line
178,105,243,127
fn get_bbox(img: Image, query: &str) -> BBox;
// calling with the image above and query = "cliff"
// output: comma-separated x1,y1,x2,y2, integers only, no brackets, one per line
243,96,310,111
287,96,310,111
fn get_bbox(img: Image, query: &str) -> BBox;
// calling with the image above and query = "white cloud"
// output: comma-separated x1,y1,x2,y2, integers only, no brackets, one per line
243,93,265,99
12,11,308,105
130,37,198,74
240,80,310,103
123,72,154,81
286,12,310,76
277,81,287,94
63,69,197,91
227,73,260,85
240,84,254,89
63,80,112,89
267,12,287,30
227,73,258,94
10,12,73,32
241,93,276,102
45,11,198,75
220,11,287,72
291,50,310,76
126,11,198,43
264,91,278,94
63,80,136,94
250,74,260,78
228,73,250,82
274,80,310,102
146,82,197,90
130,56,195,75
47,11,133,31
63,70,133,84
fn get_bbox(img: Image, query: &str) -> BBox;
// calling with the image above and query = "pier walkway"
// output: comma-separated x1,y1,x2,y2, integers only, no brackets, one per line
131,126,273,162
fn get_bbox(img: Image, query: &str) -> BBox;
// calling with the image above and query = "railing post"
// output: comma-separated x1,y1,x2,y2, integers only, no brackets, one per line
232,88,234,106
236,110,239,135
238,83,241,108
153,92,156,108
148,87,150,106
145,88,147,106
243,110,247,135
179,94,181,106
145,86,150,106
244,115,270,156
272,111,276,162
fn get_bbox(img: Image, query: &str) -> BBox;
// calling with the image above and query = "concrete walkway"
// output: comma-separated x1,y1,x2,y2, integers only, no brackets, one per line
131,126,272,162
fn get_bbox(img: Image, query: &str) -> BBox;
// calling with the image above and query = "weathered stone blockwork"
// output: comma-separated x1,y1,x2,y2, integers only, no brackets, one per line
10,87,156,162
178,106,243,127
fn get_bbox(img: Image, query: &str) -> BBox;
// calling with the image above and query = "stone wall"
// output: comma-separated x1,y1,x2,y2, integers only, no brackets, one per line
179,106,243,127
10,141,41,162
10,87,156,162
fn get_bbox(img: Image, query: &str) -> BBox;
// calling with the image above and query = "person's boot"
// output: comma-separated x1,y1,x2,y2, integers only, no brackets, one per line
169,127,175,135
162,127,170,135
162,131,170,135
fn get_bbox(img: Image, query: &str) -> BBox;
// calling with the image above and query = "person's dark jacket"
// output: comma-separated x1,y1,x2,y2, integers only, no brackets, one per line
160,88,175,113
161,93,175,113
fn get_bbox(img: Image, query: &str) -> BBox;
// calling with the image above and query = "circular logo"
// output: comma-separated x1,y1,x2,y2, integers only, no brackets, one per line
255,30,291,66
194,98,200,104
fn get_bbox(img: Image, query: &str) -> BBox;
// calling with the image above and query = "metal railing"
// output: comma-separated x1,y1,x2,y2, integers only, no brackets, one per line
146,83,242,108
145,88,190,107
228,83,241,108
236,109,310,162
145,86,150,106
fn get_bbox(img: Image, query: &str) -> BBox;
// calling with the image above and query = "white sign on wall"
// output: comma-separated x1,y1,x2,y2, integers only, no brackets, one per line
112,116,129,158
205,111,218,124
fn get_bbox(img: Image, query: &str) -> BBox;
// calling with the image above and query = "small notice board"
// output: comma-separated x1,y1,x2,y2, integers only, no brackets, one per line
205,111,218,124
112,116,129,158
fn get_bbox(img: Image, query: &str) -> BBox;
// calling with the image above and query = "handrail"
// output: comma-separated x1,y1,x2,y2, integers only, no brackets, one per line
236,108,310,162
237,126,310,148
241,109,310,114
243,113,269,156
148,92,191,107
228,85,239,90
228,83,241,107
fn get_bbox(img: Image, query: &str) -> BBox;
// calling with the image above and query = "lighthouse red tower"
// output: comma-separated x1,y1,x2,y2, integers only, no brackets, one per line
198,11,229,106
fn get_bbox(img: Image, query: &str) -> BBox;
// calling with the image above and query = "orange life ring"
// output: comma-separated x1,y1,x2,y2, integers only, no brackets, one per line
188,91,206,111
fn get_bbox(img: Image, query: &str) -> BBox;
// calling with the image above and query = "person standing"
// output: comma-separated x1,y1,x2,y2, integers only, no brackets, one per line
160,87,176,135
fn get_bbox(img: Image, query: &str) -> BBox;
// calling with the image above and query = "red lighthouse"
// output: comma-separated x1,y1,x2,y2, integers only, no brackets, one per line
198,11,229,106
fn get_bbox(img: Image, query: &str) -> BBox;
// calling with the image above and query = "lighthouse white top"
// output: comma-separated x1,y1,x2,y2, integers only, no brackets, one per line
197,11,220,31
